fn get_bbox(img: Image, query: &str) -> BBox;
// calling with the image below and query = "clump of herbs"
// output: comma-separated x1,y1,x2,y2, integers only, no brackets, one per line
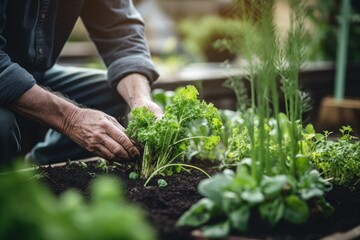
302,125,360,187
178,0,333,237
127,85,222,179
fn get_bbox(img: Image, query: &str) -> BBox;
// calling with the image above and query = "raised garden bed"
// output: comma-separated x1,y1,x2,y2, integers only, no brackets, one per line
37,158,360,240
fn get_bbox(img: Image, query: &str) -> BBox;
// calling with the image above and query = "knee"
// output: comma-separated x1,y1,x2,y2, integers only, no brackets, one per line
0,108,21,157
0,108,21,166
0,108,18,139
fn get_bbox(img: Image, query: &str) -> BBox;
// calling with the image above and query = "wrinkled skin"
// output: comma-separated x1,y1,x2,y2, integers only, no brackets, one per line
11,73,163,161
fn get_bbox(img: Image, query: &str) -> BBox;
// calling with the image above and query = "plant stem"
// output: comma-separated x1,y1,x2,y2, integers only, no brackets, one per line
143,163,211,187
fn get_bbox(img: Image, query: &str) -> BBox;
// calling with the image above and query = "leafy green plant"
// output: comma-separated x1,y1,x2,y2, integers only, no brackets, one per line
127,85,222,179
302,125,360,186
178,166,333,238
0,165,155,240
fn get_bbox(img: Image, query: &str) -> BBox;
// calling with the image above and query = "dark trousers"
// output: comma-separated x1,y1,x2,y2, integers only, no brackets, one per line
0,65,129,166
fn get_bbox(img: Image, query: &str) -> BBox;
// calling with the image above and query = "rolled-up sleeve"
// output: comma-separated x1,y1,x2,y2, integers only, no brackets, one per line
81,0,159,88
0,2,36,106
0,57,36,106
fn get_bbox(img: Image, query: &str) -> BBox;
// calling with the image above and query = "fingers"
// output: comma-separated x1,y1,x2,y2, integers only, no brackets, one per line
72,110,139,162
102,115,140,160
93,136,130,161
106,127,140,158
151,105,164,119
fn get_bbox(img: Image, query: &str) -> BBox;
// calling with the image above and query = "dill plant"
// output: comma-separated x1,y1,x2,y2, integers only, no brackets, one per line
178,0,333,236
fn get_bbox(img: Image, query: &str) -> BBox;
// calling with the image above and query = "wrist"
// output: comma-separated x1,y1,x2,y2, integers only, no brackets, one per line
116,73,152,109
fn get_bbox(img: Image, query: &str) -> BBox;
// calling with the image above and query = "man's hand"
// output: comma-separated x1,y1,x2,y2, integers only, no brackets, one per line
117,73,163,118
130,97,163,119
11,84,140,161
63,108,140,161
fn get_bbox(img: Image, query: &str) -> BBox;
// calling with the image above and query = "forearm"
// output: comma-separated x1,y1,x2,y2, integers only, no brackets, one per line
10,84,78,133
116,73,152,109
9,80,140,162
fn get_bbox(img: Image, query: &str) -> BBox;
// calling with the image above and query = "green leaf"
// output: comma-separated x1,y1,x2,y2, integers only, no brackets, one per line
91,177,123,204
204,135,220,150
241,188,264,204
221,191,240,213
202,221,230,239
261,175,289,197
231,166,256,190
157,179,168,188
294,154,311,177
129,172,139,180
229,205,250,232
259,199,284,226
298,170,332,200
177,198,215,227
198,173,233,202
315,197,334,217
283,195,309,224
299,188,323,200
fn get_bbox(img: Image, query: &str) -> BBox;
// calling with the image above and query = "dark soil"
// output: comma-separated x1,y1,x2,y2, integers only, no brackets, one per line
38,159,360,240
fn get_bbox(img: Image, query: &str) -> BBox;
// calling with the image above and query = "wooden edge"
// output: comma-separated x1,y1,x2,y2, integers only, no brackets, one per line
41,157,101,168
192,224,360,240
0,157,101,176
191,230,262,240
320,224,360,240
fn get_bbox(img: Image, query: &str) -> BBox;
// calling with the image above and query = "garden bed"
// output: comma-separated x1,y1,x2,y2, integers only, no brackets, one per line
38,158,360,240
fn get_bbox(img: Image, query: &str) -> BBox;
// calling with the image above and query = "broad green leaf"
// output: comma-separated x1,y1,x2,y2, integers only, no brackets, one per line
241,188,264,204
157,179,168,188
198,173,233,202
229,205,250,232
261,175,288,197
283,195,309,224
177,198,214,227
299,188,323,200
203,221,230,238
221,191,240,213
259,199,284,226
231,167,256,191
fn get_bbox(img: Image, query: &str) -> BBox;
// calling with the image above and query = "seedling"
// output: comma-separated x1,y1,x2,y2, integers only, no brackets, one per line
157,179,168,188
95,158,109,172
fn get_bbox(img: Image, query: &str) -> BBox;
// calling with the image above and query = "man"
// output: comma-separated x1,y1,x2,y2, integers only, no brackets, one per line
0,0,163,167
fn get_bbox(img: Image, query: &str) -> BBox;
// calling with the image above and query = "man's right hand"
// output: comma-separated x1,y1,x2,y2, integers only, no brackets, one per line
11,84,139,161
63,108,140,161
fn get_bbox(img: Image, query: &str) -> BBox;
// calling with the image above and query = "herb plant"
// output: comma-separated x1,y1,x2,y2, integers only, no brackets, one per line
127,85,222,179
302,125,360,187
